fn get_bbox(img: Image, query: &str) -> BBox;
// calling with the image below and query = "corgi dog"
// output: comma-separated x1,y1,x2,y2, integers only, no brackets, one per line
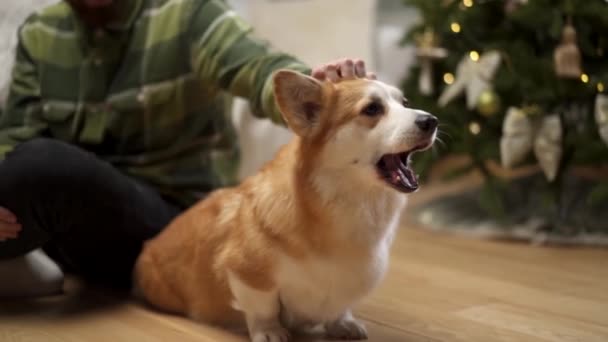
133,70,437,341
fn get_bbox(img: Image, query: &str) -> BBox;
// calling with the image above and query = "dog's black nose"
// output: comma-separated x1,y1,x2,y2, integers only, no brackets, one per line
415,114,438,132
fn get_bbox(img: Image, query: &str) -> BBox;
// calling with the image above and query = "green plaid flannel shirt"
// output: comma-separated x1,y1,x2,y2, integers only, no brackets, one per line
0,0,310,207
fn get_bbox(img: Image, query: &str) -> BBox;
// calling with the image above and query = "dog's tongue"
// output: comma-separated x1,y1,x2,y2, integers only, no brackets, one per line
383,154,418,190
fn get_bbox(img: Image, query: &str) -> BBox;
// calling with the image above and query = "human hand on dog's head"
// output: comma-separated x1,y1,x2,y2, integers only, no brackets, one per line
312,59,376,83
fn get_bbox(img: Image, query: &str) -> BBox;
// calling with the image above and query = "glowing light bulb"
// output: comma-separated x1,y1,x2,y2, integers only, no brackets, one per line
451,22,461,33
581,73,589,83
469,121,481,135
469,50,480,61
463,0,474,7
443,73,455,85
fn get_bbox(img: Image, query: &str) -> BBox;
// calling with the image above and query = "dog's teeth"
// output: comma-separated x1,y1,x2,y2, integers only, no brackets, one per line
396,167,411,188
392,172,400,183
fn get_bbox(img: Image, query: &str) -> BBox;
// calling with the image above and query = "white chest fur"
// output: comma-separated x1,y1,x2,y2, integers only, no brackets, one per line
226,184,407,331
276,242,390,326
275,193,405,325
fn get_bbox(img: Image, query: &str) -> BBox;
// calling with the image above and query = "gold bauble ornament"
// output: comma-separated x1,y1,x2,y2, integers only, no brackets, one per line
476,89,501,117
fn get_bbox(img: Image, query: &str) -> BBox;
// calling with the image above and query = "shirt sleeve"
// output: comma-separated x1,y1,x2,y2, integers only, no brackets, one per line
188,0,311,125
0,19,48,160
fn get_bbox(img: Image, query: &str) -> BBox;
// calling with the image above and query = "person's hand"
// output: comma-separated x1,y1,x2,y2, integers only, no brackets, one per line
312,58,377,83
0,206,20,242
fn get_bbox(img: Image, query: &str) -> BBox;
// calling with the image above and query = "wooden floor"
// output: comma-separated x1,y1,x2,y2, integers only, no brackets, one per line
1,180,607,341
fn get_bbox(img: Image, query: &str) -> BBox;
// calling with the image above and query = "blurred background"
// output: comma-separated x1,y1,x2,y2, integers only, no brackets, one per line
2,0,607,246
230,0,608,246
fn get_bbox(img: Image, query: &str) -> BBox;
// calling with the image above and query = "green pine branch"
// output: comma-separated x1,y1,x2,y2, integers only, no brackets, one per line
400,0,608,220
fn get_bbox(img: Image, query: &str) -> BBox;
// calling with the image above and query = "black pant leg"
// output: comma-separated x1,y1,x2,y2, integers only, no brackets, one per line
0,138,182,288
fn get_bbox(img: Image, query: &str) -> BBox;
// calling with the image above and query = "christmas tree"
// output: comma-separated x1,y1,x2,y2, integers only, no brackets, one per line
401,0,608,244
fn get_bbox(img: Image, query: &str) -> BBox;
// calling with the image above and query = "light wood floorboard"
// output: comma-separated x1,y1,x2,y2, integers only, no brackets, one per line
1,179,606,341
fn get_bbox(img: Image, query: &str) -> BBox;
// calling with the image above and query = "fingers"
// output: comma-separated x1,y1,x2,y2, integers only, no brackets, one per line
312,69,326,81
325,64,340,82
311,59,376,84
0,222,22,234
354,59,366,78
0,222,21,241
0,207,21,242
0,206,17,224
339,59,355,79
0,233,20,241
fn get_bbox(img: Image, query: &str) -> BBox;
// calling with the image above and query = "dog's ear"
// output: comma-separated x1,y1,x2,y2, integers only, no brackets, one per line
273,70,324,136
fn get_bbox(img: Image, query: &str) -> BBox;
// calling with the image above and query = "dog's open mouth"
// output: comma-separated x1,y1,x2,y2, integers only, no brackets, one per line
376,146,426,193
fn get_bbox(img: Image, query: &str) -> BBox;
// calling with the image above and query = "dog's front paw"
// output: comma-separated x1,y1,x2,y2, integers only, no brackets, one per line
251,326,291,342
325,319,368,340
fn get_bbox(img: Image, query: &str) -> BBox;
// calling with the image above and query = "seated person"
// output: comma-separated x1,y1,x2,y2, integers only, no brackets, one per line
0,0,374,296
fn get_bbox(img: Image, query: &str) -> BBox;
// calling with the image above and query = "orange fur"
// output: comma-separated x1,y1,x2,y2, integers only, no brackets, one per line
133,70,435,340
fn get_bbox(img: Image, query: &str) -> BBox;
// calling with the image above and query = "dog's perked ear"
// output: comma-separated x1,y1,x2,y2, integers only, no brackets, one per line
273,70,324,137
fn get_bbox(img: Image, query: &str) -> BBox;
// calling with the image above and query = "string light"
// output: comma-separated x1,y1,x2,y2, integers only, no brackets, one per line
463,0,474,7
443,73,455,84
451,22,461,33
469,121,481,135
598,82,605,92
581,73,589,83
469,50,480,61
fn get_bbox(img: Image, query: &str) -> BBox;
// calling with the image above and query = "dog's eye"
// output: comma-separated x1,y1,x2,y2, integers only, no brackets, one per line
401,98,410,108
361,101,384,117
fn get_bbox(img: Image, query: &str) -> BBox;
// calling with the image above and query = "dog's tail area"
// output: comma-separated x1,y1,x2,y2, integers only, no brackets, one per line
132,247,185,314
